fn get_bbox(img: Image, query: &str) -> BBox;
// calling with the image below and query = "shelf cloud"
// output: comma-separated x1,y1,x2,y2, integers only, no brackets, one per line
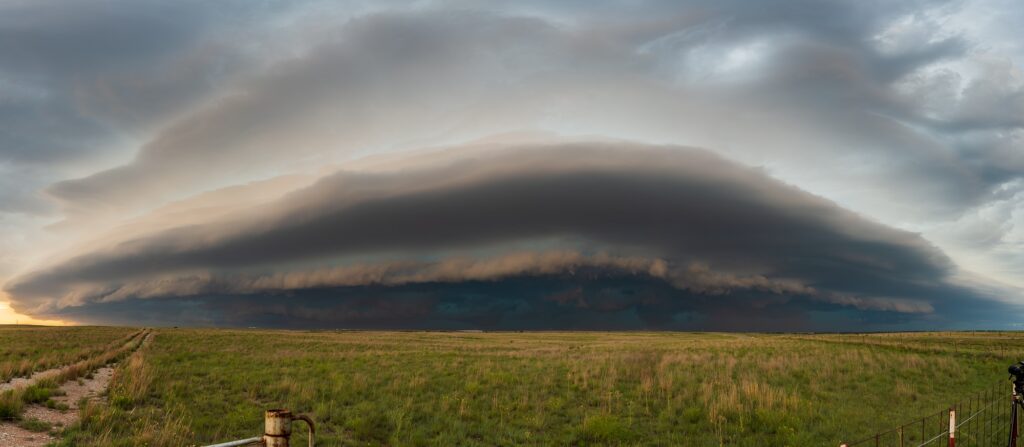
5,143,1003,328
2,0,1022,328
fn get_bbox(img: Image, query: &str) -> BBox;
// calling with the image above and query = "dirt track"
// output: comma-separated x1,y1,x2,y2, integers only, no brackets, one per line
0,331,150,447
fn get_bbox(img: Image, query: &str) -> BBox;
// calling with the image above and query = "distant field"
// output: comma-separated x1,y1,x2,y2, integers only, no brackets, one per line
46,329,1023,446
0,326,136,383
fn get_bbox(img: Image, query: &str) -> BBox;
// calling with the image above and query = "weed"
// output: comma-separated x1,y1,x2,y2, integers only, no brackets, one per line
21,385,53,404
579,414,632,443
0,390,22,420
18,417,51,432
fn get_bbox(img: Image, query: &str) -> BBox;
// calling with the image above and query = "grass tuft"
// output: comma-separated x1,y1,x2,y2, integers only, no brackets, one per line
21,384,55,404
0,390,23,420
18,417,51,432
579,414,632,443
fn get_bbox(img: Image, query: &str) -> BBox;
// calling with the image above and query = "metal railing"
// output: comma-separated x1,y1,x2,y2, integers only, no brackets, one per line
202,409,314,447
204,437,263,447
841,382,1013,447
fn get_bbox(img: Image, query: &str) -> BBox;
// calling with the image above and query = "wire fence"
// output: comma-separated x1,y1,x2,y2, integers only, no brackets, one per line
841,382,1013,447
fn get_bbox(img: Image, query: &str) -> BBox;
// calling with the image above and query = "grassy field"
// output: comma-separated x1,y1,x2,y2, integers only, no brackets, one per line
0,326,137,383
0,329,147,422
40,329,1023,446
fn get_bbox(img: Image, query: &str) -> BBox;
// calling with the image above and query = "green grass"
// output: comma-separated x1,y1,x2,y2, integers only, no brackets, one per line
0,390,23,420
52,330,1024,446
18,417,51,432
21,383,57,404
0,326,137,382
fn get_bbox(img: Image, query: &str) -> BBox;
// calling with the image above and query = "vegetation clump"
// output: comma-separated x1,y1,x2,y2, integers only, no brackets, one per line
578,414,632,444
17,417,51,432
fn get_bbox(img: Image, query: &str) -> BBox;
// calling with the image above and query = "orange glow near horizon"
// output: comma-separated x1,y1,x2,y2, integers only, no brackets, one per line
0,294,70,326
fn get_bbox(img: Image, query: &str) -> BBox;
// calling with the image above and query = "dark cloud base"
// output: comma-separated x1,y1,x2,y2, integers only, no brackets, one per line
7,145,954,306
8,143,1017,328
43,273,1018,331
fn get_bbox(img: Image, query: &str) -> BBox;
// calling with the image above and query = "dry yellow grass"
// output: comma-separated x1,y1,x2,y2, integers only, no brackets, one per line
0,326,138,383
0,329,148,421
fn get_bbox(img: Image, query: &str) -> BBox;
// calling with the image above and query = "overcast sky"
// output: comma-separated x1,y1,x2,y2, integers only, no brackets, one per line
1,0,1022,329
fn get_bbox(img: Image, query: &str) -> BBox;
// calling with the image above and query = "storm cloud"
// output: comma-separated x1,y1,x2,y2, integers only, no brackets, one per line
37,2,1023,222
2,0,1023,327
5,143,1004,328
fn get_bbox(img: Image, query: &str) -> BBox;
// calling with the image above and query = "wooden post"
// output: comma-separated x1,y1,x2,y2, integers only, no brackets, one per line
948,408,955,447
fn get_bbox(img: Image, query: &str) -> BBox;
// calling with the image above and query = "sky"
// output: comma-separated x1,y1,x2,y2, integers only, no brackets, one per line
1,0,1023,330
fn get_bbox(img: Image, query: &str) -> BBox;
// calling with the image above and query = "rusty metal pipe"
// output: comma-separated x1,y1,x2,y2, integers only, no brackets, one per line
263,409,315,447
201,408,315,447
293,414,316,447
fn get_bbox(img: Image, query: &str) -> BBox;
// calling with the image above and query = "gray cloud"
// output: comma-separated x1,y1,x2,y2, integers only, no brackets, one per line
2,0,1024,327
42,251,932,314
45,10,637,211
0,0,326,215
0,1,224,165
38,1,1021,224
6,142,997,326
0,165,54,216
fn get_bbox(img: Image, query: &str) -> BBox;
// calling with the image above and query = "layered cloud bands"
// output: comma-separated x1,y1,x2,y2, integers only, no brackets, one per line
4,142,1002,329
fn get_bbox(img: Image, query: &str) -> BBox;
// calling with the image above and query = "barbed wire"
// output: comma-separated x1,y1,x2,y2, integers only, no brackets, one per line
842,382,1011,447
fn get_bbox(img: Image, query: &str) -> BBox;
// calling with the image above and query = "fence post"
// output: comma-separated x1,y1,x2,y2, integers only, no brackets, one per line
1014,382,1020,447
1014,403,1019,447
948,408,955,447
